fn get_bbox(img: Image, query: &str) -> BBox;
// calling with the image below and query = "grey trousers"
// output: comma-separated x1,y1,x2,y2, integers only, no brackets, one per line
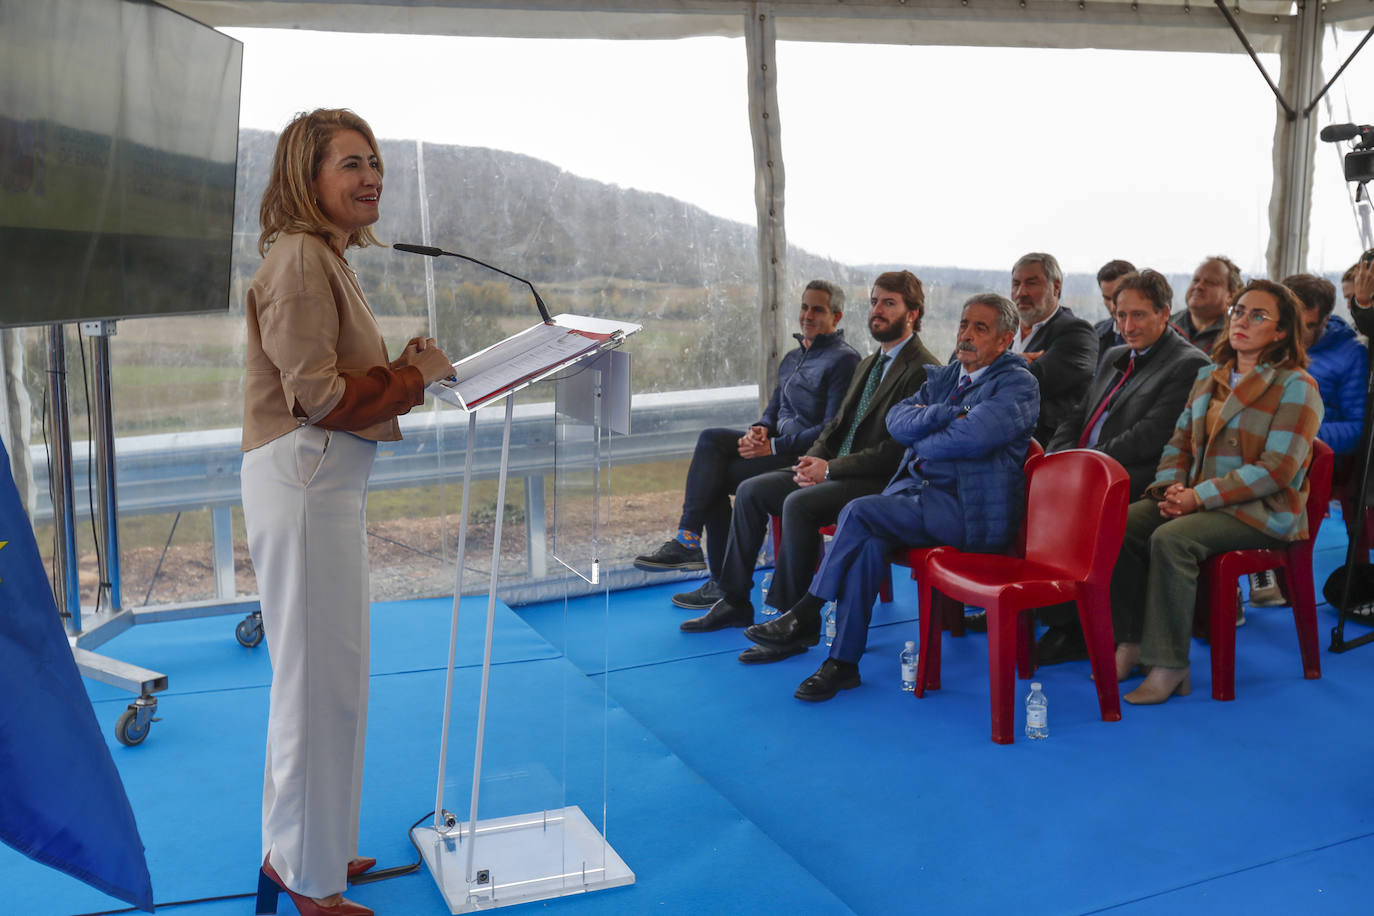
1111,498,1284,669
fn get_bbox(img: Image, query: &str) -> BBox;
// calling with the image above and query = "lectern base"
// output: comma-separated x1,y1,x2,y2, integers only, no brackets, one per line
412,806,634,913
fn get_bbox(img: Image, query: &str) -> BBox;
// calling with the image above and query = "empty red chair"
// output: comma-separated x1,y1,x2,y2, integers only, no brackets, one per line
1194,438,1332,701
900,438,1045,672
915,450,1130,744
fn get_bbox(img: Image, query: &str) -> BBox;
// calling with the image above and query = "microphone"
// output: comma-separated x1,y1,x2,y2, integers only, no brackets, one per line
1320,123,1361,142
393,242,443,257
393,242,553,324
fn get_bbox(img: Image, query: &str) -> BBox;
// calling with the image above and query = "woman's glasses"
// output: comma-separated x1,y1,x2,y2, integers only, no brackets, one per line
1228,305,1274,326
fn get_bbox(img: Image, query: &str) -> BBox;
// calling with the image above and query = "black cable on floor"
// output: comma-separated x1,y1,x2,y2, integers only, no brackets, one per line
69,811,432,916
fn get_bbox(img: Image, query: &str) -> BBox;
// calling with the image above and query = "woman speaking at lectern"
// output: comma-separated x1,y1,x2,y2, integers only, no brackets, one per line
240,108,451,916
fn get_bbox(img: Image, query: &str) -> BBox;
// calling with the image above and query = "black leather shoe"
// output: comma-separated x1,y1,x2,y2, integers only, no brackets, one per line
680,599,753,632
794,658,861,702
964,611,988,633
672,580,723,610
635,539,706,572
1036,623,1089,665
744,610,820,651
738,644,808,665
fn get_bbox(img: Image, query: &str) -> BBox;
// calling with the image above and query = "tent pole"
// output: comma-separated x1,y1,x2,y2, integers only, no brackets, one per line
745,4,787,413
1265,1,1322,278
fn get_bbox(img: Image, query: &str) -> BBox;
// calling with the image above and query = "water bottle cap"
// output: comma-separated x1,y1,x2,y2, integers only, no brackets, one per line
904,640,916,649
1030,682,1042,690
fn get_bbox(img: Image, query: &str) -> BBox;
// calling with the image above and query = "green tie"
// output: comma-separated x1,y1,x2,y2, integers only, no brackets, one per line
837,353,890,457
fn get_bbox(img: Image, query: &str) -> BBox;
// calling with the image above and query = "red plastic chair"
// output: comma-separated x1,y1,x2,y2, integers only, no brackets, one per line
1194,438,1332,701
915,450,1130,744
771,442,1046,618
896,438,1046,660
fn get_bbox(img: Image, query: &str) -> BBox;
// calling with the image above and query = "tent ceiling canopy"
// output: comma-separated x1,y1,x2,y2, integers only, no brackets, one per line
165,0,1313,52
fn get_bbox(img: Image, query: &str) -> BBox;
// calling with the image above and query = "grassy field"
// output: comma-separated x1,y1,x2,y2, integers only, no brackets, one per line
10,271,1001,605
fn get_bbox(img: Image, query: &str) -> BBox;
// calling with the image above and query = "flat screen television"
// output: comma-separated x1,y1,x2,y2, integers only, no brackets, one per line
0,0,241,329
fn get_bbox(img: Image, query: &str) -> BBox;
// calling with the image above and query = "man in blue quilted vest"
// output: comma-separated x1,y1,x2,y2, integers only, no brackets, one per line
745,293,1040,701
633,280,861,604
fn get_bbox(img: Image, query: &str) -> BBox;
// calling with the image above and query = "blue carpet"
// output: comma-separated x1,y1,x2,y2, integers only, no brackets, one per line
516,522,1374,915
6,517,1374,915
2,595,847,916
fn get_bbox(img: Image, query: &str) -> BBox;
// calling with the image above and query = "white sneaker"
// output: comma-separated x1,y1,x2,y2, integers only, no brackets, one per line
1247,569,1286,607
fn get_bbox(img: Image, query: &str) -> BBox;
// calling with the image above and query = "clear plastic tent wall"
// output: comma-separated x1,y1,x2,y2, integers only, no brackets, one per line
9,0,1374,608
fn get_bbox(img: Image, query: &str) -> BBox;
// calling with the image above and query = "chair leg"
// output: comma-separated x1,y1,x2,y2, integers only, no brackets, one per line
1015,610,1035,679
987,608,1017,745
1077,588,1122,722
944,593,967,638
879,567,893,603
1207,565,1238,701
1281,562,1322,680
915,583,942,697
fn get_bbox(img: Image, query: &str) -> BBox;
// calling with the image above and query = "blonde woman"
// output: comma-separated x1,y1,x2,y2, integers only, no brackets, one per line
242,109,451,916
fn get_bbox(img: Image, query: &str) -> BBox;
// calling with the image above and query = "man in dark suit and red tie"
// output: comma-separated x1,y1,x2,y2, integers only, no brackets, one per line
1027,268,1210,663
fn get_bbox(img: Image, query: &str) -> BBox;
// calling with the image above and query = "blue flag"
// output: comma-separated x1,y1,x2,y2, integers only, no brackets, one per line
0,436,153,911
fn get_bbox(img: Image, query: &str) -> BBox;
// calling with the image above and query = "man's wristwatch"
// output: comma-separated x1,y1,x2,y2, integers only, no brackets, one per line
823,467,830,481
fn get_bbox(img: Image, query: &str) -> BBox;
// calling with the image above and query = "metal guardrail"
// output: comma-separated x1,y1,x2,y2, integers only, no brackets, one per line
31,385,760,598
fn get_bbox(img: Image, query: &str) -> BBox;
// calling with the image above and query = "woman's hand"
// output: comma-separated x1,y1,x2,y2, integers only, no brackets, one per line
391,336,436,369
1159,483,1201,518
409,346,453,384
391,337,453,383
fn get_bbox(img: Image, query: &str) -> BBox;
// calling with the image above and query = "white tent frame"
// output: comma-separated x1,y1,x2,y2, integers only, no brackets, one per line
164,0,1374,399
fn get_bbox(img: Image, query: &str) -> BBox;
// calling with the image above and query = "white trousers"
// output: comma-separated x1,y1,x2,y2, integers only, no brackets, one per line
242,426,376,899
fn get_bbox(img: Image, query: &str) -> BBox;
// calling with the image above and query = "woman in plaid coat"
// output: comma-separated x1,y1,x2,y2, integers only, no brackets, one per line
1110,279,1324,705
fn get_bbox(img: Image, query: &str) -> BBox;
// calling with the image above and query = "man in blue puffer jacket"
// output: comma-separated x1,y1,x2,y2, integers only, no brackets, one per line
634,280,862,609
745,293,1040,701
1285,274,1366,458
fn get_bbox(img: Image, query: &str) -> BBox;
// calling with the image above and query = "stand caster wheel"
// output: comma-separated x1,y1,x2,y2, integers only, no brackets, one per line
236,611,264,648
115,697,158,746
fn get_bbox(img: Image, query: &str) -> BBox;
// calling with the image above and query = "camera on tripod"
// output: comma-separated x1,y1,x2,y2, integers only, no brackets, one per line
1321,123,1374,183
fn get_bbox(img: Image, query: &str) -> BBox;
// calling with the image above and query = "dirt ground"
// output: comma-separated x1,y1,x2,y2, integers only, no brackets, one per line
75,489,685,608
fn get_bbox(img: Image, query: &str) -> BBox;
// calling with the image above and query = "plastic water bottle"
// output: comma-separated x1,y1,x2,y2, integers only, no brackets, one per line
1025,682,1048,740
900,640,917,692
760,572,777,617
823,601,837,647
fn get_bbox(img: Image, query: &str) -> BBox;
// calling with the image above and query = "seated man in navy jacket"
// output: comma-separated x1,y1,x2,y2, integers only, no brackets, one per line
634,280,861,609
744,293,1040,701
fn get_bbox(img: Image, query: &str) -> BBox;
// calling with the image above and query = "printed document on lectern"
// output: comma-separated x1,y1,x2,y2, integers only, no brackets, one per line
428,313,641,411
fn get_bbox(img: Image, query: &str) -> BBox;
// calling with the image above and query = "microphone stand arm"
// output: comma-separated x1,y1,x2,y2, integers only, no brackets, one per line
393,243,553,324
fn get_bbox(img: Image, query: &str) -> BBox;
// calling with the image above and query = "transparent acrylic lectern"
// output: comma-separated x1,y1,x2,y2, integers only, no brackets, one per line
414,315,639,913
